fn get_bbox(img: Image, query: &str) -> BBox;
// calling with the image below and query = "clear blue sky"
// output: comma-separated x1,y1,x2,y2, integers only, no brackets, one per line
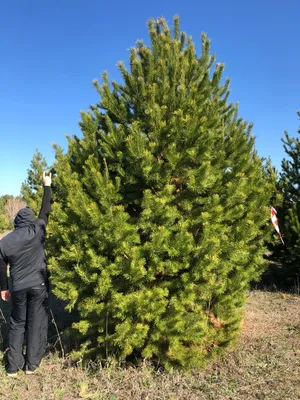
0,0,299,196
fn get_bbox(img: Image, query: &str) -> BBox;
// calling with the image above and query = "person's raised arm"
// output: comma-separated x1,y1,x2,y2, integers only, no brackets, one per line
38,171,52,225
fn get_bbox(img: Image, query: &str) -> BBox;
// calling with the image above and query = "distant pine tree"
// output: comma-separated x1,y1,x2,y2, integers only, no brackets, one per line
0,196,11,233
271,112,300,287
21,149,50,216
48,17,275,370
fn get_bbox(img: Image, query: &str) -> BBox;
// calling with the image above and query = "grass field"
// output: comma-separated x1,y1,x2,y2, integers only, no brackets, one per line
1,290,300,400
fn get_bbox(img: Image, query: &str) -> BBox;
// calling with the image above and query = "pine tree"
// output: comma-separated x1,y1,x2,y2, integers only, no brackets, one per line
274,112,300,286
48,17,275,369
21,149,50,215
0,196,10,233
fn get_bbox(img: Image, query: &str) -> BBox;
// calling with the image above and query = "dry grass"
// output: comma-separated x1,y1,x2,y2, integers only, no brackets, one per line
1,290,300,400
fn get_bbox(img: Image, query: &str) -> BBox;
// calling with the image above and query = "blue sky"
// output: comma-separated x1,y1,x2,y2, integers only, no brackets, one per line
0,0,299,196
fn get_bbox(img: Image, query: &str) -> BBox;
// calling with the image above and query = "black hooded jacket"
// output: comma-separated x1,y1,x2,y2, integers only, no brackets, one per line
0,187,51,292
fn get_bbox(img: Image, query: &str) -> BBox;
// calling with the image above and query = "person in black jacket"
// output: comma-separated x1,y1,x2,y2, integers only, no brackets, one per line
0,171,52,376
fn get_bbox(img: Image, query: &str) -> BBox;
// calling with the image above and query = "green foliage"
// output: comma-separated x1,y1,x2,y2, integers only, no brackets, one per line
0,213,8,233
0,196,7,232
21,149,49,216
48,17,275,370
0,195,14,232
272,112,300,285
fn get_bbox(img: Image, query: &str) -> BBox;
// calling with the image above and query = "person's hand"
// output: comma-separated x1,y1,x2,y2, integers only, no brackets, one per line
42,171,52,187
1,290,11,302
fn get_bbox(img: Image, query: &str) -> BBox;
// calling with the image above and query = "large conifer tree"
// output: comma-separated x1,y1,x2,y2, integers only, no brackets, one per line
48,17,274,369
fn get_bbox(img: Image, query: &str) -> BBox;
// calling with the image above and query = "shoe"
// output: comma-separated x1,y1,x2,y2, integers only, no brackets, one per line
25,369,38,375
6,371,18,377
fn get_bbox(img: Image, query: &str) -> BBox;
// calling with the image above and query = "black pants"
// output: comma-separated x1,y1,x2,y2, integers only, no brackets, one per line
6,285,48,373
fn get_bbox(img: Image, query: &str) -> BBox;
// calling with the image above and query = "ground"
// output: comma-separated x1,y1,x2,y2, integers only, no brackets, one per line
0,290,300,400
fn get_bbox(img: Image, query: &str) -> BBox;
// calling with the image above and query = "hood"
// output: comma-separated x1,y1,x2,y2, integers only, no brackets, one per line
14,207,35,229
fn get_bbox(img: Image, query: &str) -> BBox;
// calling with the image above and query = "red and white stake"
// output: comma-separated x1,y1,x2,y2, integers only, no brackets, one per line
271,206,285,245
